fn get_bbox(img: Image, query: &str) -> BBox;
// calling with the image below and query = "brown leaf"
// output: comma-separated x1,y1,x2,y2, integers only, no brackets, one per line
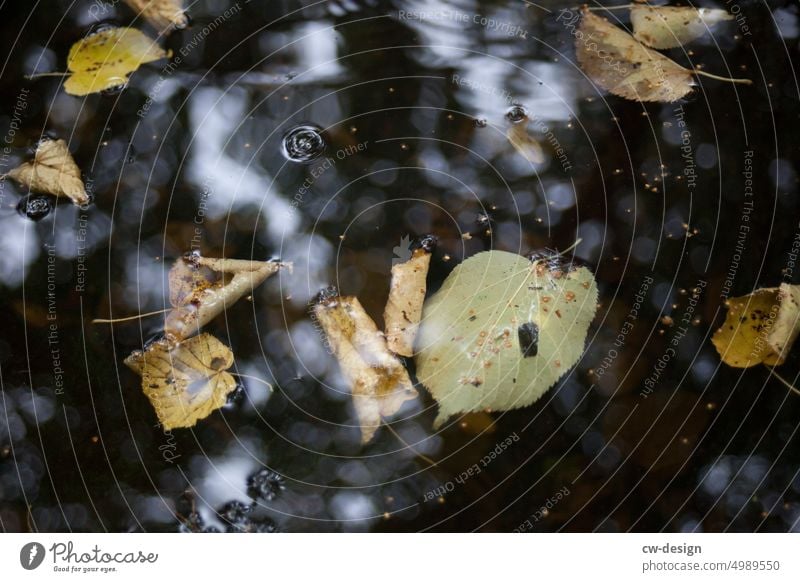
124,333,236,430
164,254,290,341
506,121,544,164
315,293,417,444
124,0,189,33
384,236,435,356
5,139,88,205
576,9,694,102
631,5,733,49
712,284,800,368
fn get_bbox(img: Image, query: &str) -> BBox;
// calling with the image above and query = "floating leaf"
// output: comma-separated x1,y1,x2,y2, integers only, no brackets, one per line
124,333,237,430
315,292,417,444
576,9,694,102
631,5,733,49
64,27,169,96
576,9,750,102
712,284,800,368
506,121,544,164
124,0,189,33
4,139,88,205
416,250,598,427
165,254,290,341
384,235,436,356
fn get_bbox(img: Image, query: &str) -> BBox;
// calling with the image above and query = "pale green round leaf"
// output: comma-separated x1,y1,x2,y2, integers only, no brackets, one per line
415,250,598,427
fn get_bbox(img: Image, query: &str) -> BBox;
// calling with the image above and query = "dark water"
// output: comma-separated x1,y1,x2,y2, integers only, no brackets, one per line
1,0,799,532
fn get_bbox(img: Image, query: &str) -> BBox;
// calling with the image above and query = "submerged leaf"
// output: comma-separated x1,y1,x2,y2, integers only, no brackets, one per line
576,9,694,102
631,5,733,49
384,235,436,356
416,250,598,427
4,139,88,205
64,27,169,96
124,0,189,33
315,293,417,444
712,284,800,368
124,333,237,430
506,121,545,164
165,254,290,341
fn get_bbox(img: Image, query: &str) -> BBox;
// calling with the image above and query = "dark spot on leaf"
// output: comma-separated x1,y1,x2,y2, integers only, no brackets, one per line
518,322,539,358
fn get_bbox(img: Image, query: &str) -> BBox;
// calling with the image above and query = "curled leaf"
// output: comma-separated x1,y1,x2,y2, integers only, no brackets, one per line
124,0,189,33
64,27,169,96
631,5,733,49
576,9,693,102
124,333,237,430
506,121,545,164
4,139,88,205
712,284,800,368
384,235,436,356
315,292,417,444
416,250,598,427
165,254,290,341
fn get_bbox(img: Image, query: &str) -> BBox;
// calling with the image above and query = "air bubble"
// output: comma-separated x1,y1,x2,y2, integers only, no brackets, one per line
16,195,52,221
281,124,326,163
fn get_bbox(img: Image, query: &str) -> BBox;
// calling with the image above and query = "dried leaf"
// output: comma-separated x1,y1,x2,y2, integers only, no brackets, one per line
631,5,733,49
416,250,598,428
506,121,544,164
124,333,237,430
576,9,694,102
64,27,169,96
384,235,436,356
315,293,417,444
712,284,800,368
124,0,189,33
5,139,88,205
165,254,290,341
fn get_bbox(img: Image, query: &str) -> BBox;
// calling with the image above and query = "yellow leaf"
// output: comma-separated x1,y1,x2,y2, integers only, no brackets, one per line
631,5,733,49
64,27,169,96
576,9,694,102
712,284,800,368
383,235,436,356
5,138,88,205
416,250,598,428
124,333,237,430
164,253,291,341
124,0,189,34
315,293,418,444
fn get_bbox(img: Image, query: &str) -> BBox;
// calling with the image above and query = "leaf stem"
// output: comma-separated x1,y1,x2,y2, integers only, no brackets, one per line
693,70,753,85
25,72,69,79
229,373,273,392
385,423,438,467
768,367,800,397
92,307,171,323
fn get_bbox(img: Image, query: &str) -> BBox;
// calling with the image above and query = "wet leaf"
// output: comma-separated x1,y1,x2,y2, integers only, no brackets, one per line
384,235,436,356
415,250,598,428
124,333,237,430
631,5,733,49
4,139,88,205
712,284,800,368
165,254,290,341
576,9,694,102
506,121,545,164
315,293,418,444
64,26,169,96
124,0,189,33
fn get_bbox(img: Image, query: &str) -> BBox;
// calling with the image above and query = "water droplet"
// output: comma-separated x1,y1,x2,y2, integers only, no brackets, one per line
281,124,326,163
506,104,527,124
100,77,128,96
473,118,488,128
16,195,52,221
